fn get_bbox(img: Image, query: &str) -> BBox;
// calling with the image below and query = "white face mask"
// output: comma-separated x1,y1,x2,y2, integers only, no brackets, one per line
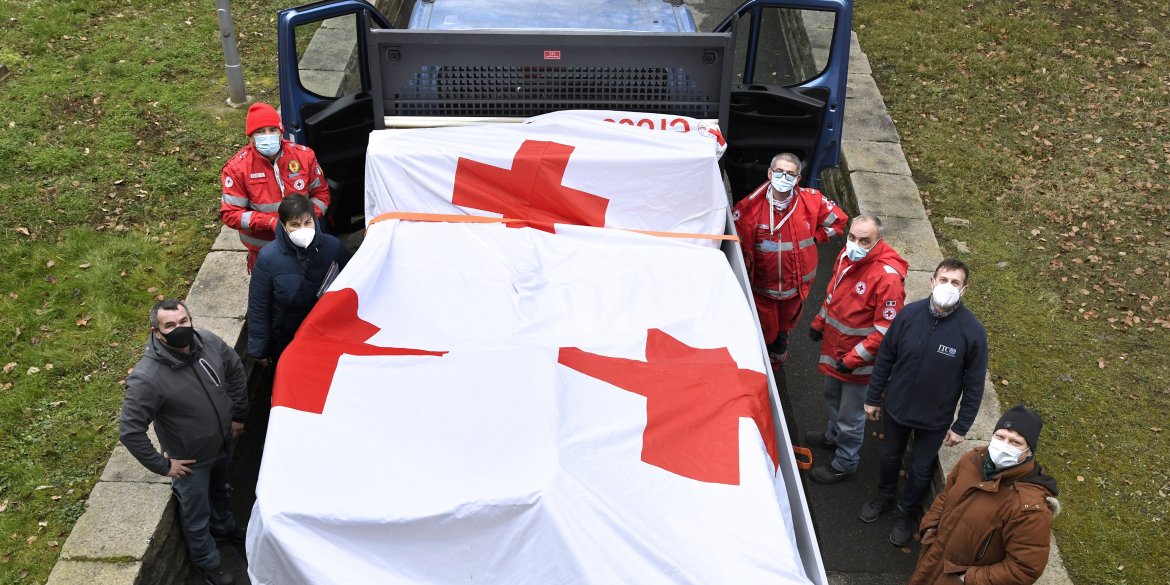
931,283,962,309
771,172,798,194
288,227,315,249
988,438,1025,469
254,133,281,157
845,239,869,262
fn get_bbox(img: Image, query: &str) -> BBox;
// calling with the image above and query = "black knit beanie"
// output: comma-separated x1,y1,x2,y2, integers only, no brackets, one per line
995,405,1043,453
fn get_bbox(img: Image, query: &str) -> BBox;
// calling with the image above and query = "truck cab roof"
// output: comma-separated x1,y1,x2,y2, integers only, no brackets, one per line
407,0,698,32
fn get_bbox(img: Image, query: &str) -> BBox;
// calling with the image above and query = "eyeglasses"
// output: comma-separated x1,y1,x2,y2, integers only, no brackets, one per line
771,170,798,179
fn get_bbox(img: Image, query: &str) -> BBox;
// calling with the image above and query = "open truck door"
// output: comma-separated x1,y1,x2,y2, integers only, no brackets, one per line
714,0,852,198
278,0,849,231
276,0,404,233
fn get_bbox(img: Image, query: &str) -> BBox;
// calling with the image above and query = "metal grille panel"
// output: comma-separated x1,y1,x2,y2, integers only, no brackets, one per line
393,65,710,117
368,30,732,124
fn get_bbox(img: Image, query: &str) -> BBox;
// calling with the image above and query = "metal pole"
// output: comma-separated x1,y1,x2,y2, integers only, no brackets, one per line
215,0,251,107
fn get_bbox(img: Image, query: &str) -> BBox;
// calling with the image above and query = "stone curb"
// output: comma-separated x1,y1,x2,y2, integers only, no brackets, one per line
843,30,1072,585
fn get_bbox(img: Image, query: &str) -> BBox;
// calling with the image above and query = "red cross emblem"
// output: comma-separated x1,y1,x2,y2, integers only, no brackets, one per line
273,288,447,414
452,140,610,233
559,329,779,485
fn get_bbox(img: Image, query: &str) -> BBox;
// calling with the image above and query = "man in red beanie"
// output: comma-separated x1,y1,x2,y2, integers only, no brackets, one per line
220,102,331,271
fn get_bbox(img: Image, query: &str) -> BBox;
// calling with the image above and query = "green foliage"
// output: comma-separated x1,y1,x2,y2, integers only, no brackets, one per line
854,1,1170,583
0,0,289,581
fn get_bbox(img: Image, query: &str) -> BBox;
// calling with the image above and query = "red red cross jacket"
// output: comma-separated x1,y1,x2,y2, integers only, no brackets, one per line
220,140,331,254
733,183,848,305
811,239,908,384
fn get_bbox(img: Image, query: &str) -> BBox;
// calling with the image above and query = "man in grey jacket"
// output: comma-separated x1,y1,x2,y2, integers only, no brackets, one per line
120,300,248,585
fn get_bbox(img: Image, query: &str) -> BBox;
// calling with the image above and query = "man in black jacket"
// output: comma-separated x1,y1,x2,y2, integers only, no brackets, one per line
120,300,248,585
857,259,988,548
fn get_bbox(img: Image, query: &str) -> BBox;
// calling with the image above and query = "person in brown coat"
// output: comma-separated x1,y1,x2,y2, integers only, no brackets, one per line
909,405,1060,585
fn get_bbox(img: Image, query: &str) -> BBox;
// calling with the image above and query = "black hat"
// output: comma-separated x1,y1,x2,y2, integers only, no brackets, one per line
995,405,1043,453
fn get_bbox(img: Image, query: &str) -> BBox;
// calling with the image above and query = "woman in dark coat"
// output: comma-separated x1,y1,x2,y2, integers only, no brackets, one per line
247,194,349,366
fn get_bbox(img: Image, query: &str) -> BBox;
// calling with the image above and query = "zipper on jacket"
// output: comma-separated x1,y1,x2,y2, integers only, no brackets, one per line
974,531,995,562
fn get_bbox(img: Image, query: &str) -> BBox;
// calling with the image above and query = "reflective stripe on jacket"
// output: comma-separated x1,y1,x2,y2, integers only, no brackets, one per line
733,183,847,304
810,239,907,383
220,140,331,253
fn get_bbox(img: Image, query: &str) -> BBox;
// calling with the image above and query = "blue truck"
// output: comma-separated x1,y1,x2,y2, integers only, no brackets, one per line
269,2,854,582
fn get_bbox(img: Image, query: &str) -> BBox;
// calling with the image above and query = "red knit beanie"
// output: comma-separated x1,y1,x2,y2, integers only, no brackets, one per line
245,102,282,136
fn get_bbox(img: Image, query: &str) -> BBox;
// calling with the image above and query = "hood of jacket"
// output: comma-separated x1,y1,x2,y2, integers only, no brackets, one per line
1017,460,1060,497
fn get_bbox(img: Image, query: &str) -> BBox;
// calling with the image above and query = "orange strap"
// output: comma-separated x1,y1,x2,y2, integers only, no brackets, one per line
368,211,738,242
793,446,813,470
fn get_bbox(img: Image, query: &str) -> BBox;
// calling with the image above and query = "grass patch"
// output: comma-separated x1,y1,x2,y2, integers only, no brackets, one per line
854,1,1170,583
0,0,290,581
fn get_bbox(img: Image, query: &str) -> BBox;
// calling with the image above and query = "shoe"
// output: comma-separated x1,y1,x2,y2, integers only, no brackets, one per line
890,506,915,547
859,493,897,523
196,563,235,585
768,350,789,369
810,464,855,484
767,336,788,367
212,527,246,546
803,431,836,451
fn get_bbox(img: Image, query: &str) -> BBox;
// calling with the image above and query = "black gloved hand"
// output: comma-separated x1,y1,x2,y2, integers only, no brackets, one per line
834,360,852,374
808,327,824,342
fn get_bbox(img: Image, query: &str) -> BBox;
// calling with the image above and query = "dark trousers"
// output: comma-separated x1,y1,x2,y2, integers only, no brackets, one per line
878,416,949,512
171,453,237,569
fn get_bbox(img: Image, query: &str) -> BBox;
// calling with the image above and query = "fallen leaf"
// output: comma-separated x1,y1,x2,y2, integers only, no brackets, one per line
2,362,15,374
34,485,52,490
1153,427,1163,433
37,521,47,528
16,227,30,236
51,495,62,500
46,260,55,268
25,535,36,545
0,499,8,512
78,262,91,269
44,363,53,370
1077,476,1085,482
49,400,65,407
76,316,91,327
1098,358,1106,368
26,366,40,375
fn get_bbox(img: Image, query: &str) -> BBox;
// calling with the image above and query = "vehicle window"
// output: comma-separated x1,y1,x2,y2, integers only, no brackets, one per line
296,13,364,98
379,0,413,29
751,8,835,86
732,10,753,84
